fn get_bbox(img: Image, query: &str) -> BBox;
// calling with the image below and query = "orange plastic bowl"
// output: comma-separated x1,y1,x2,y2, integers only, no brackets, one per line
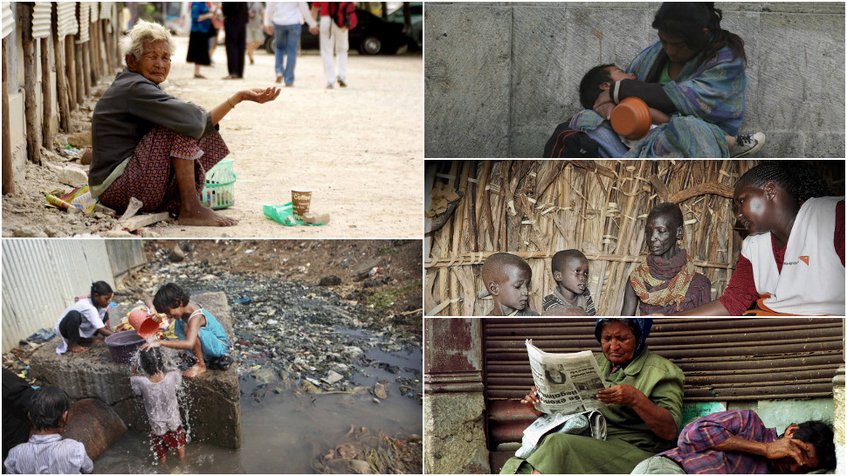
610,97,651,140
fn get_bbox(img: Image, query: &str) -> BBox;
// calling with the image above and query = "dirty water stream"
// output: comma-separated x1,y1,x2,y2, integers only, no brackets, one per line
93,344,421,473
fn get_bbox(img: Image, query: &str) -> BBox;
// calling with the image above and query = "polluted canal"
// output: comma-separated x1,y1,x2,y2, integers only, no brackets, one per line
94,240,423,473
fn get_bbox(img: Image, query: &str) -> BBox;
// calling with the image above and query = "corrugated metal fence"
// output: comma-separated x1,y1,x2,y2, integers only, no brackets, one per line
1,239,145,352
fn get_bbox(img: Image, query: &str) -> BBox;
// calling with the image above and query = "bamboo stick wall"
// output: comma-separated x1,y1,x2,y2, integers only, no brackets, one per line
425,160,760,316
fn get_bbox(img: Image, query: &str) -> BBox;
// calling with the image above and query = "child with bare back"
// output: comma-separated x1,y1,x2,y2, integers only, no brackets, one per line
481,252,539,316
141,283,231,378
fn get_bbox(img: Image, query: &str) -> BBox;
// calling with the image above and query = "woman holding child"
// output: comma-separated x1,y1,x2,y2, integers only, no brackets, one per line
91,20,280,227
622,203,712,315
574,3,765,158
500,318,684,474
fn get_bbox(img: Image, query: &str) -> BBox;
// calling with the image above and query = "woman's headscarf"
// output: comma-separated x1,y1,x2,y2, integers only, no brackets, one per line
594,318,653,361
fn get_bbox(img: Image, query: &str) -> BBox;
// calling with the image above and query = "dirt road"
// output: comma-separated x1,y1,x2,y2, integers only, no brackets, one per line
2,37,422,238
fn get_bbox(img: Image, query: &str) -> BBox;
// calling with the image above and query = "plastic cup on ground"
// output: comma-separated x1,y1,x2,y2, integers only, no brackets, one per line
292,190,312,220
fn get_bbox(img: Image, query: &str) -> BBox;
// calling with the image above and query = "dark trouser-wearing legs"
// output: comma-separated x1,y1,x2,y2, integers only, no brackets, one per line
58,311,84,347
224,19,246,77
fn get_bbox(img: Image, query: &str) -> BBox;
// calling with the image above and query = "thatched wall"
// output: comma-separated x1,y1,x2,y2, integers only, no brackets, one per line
425,160,760,316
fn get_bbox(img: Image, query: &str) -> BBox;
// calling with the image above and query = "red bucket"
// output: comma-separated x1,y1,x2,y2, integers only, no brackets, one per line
128,309,158,339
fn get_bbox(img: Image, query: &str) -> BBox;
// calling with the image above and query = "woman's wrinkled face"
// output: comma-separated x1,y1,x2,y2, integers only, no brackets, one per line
128,39,171,84
600,321,637,365
658,31,699,63
645,213,681,257
733,182,775,235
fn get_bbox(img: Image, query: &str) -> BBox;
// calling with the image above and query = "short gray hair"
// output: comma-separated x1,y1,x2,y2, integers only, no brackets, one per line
119,19,176,63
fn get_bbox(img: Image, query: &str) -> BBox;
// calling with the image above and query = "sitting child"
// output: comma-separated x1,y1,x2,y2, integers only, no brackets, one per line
131,347,187,465
142,283,232,378
579,64,764,158
4,387,93,474
53,281,114,354
480,252,539,316
542,250,597,316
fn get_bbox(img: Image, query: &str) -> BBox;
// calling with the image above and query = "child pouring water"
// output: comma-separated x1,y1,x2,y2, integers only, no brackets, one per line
130,347,187,465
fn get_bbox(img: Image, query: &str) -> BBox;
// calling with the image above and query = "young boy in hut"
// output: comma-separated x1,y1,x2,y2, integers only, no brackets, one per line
622,202,712,315
542,250,596,316
481,252,539,316
577,64,764,158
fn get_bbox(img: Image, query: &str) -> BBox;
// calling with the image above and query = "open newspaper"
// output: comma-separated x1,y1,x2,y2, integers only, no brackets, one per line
516,340,609,456
526,339,608,415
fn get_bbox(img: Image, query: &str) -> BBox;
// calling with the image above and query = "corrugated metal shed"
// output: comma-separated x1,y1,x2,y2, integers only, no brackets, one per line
483,317,844,448
2,2,14,39
32,2,52,39
76,2,89,43
1,240,115,352
105,240,147,278
89,2,98,23
100,2,114,32
56,2,78,38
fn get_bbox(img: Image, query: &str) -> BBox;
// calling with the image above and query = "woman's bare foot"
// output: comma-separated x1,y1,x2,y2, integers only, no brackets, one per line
183,364,207,378
69,344,87,353
177,205,238,227
158,455,167,465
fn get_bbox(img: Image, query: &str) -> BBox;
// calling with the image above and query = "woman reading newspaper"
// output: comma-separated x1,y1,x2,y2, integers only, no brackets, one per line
500,318,684,474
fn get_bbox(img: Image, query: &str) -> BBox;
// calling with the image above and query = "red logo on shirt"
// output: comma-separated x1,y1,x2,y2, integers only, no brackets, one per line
799,256,810,265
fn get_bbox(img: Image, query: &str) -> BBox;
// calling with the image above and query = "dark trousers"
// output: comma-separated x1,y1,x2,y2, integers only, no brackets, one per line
58,310,84,346
224,20,247,77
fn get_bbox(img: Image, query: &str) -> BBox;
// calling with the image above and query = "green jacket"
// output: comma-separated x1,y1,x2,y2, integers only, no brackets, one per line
596,348,685,453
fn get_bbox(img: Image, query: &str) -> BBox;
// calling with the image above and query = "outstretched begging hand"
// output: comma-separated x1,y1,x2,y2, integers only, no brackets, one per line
596,384,646,406
239,87,281,104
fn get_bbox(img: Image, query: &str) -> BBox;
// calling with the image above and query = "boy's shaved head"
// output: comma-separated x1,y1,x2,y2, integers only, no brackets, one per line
552,249,588,274
482,252,532,285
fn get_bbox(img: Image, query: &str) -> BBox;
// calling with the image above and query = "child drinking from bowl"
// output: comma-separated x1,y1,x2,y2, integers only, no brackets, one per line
131,347,187,465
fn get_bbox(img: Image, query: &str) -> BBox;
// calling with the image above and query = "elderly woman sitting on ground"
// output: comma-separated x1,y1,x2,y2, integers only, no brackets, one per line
90,20,280,227
500,318,684,474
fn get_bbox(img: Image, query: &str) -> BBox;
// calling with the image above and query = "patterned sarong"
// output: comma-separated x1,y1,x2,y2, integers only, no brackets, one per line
98,126,229,214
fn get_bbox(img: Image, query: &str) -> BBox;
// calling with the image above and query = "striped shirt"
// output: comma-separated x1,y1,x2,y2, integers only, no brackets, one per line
4,434,93,474
660,410,778,474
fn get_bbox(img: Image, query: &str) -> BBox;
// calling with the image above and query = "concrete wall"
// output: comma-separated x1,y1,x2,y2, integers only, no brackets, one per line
425,2,845,158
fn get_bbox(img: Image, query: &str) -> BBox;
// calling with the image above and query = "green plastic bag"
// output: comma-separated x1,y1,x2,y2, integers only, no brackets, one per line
263,202,326,226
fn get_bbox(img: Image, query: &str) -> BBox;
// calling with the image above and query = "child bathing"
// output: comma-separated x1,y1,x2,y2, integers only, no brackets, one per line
131,347,187,465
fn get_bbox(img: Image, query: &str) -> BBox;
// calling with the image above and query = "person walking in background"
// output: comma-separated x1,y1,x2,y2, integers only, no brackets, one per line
245,2,266,65
264,2,318,86
187,2,214,79
311,2,356,89
222,3,249,79
206,2,223,61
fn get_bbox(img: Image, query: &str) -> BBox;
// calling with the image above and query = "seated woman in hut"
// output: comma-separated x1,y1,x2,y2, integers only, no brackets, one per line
674,162,844,316
90,20,280,227
500,318,684,474
621,203,711,315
